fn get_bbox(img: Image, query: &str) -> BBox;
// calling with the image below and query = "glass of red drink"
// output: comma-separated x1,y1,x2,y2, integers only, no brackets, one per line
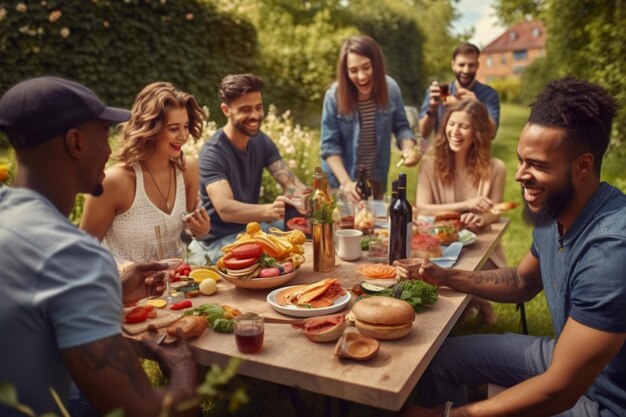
234,313,265,354
438,82,449,102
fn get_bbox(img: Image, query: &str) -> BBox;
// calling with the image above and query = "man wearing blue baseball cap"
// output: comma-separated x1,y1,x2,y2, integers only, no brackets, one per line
0,77,199,417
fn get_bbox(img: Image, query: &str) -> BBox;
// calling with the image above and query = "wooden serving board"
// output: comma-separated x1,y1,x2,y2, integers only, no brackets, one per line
122,308,182,335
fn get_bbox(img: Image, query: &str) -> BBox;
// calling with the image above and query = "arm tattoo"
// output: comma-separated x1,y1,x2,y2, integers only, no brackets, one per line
471,267,520,286
267,159,304,189
69,335,152,397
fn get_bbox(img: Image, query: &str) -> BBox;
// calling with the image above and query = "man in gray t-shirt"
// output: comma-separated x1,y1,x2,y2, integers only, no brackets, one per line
189,74,306,263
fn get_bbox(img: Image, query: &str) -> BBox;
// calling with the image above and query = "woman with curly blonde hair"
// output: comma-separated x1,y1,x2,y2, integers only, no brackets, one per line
416,99,506,324
80,82,211,262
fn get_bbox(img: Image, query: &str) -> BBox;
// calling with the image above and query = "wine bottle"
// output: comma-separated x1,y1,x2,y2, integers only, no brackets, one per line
388,179,398,220
388,173,412,264
356,165,371,201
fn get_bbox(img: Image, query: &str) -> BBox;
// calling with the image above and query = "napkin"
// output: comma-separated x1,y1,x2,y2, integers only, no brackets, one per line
431,242,463,268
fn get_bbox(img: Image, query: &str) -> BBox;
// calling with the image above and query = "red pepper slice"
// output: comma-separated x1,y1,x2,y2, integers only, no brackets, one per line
125,306,149,323
170,300,193,310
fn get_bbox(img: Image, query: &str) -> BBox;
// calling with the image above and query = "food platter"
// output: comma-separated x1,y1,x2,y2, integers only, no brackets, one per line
267,285,352,317
218,268,299,290
457,229,477,246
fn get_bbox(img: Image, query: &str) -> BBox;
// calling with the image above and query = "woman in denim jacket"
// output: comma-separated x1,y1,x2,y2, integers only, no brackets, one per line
321,35,426,202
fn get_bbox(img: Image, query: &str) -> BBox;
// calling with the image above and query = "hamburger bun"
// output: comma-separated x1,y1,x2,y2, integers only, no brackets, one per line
351,297,415,340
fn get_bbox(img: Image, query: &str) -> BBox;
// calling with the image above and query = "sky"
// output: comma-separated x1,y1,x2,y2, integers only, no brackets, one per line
452,0,505,48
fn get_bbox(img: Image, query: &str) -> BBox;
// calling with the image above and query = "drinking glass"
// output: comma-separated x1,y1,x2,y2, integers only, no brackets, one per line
144,237,186,305
439,82,449,102
234,313,265,353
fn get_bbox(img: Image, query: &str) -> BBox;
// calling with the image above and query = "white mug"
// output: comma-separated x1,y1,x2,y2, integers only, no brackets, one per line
335,229,363,261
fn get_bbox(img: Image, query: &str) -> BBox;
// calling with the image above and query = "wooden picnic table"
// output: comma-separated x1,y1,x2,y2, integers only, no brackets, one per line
128,219,509,412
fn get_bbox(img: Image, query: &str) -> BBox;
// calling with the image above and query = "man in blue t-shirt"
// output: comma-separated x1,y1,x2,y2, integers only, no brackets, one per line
189,74,307,263
0,77,198,417
398,77,625,417
418,42,500,140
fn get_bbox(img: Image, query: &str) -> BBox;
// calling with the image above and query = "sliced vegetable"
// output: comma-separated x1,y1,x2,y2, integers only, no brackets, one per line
170,300,193,310
231,243,263,259
356,264,397,279
125,306,149,323
224,253,259,270
361,282,387,294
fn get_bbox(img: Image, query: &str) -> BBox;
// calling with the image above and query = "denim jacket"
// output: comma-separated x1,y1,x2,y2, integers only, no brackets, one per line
320,75,414,193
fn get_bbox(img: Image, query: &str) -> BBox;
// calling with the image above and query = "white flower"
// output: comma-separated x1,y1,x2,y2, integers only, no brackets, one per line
60,27,70,38
16,3,27,13
185,13,194,20
287,159,297,169
0,8,7,21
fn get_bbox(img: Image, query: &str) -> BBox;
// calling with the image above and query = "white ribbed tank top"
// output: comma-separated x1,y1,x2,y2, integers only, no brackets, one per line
103,163,187,262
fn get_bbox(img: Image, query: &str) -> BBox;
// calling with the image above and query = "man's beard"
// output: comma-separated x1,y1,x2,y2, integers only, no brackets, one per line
91,183,104,197
455,72,475,89
521,170,575,227
233,117,262,137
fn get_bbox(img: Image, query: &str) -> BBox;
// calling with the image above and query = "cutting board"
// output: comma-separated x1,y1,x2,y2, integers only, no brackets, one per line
122,308,182,335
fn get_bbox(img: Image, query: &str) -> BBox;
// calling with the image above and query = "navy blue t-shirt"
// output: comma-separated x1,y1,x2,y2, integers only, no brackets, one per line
198,129,281,242
530,182,626,417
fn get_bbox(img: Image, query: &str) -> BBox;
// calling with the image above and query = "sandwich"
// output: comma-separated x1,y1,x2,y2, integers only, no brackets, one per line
351,297,415,340
434,211,461,245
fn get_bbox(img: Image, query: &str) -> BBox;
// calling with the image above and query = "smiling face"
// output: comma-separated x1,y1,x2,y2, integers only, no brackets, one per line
155,106,189,159
222,91,264,138
445,110,474,155
451,52,479,88
515,123,577,226
346,52,373,100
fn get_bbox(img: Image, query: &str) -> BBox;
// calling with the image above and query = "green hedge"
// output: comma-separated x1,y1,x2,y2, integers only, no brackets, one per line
0,0,258,118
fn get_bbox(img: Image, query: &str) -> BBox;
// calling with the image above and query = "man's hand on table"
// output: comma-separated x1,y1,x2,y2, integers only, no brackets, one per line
121,262,168,304
393,258,447,286
141,328,199,408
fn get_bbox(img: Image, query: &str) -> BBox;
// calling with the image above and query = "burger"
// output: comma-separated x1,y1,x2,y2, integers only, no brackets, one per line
351,297,415,340
434,211,461,245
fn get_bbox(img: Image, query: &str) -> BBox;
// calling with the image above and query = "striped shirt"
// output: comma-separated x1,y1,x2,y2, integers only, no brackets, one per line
357,99,377,181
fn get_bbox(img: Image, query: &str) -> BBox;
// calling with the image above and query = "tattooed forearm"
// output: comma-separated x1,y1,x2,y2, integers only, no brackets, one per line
268,159,305,189
471,267,520,286
66,335,152,396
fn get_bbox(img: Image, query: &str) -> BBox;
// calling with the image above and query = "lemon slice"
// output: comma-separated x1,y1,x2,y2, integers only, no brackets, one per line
189,268,220,283
145,299,167,308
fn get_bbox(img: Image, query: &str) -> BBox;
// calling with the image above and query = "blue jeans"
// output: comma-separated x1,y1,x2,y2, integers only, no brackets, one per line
187,220,283,265
417,333,599,416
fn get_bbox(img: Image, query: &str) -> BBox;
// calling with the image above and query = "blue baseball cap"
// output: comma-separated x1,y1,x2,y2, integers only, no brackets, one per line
0,76,130,149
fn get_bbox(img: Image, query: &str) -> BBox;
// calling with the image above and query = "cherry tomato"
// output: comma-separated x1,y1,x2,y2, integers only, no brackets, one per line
170,300,193,310
259,267,280,278
231,243,263,259
223,253,259,270
125,307,149,323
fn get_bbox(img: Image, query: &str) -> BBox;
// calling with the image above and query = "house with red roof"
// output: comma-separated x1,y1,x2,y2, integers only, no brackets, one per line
478,20,547,82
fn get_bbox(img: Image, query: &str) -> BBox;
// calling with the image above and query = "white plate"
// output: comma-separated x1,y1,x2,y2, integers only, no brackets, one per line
457,229,477,246
266,285,352,318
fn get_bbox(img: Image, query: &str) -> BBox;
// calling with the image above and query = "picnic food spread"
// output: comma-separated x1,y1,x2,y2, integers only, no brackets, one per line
216,222,306,280
275,278,346,308
351,297,415,340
